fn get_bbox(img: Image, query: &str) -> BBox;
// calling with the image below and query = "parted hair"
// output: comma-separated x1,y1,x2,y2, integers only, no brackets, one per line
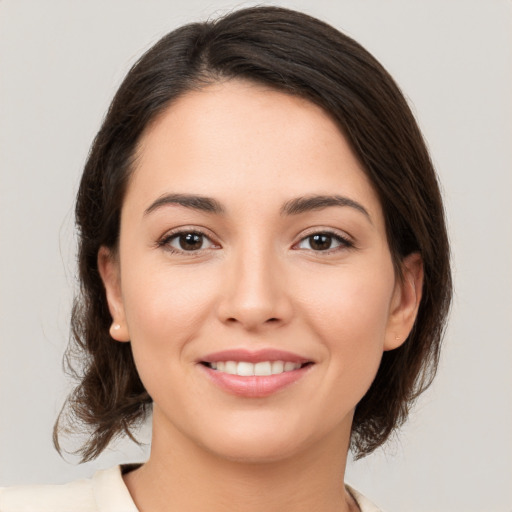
54,6,452,461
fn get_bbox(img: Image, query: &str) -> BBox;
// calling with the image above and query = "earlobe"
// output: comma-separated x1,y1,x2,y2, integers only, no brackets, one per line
384,252,424,351
97,246,130,342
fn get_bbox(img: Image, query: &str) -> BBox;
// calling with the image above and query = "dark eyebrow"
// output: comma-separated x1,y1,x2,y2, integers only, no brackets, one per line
144,193,370,222
144,193,225,216
281,194,371,222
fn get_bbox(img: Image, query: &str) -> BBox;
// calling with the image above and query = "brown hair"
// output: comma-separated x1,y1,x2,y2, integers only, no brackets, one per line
54,6,452,461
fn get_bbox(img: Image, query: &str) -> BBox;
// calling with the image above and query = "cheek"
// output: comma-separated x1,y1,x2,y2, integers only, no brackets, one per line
119,265,222,409
301,262,394,337
120,263,219,360
298,262,395,390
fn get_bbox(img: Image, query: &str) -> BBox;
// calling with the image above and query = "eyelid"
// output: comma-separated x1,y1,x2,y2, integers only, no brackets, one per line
156,226,221,253
155,225,354,254
292,228,355,252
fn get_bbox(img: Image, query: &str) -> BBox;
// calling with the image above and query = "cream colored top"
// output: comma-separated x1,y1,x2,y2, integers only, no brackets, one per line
0,466,382,512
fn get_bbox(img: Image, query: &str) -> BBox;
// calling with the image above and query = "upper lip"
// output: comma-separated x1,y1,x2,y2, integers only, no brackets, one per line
200,349,312,364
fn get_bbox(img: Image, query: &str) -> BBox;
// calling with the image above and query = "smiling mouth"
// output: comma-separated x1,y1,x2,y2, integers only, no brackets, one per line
201,361,312,376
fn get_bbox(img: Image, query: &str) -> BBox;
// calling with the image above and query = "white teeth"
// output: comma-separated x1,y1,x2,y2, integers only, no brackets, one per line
237,362,254,376
284,361,297,372
225,361,237,374
208,360,302,376
271,360,284,374
254,361,272,376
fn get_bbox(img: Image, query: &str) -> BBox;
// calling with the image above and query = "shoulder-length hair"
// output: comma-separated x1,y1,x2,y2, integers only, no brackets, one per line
54,6,452,462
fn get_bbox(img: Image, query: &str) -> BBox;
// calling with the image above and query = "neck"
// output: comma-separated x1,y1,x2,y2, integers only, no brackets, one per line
124,413,358,512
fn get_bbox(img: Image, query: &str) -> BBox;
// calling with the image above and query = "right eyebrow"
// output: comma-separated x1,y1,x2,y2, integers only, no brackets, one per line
280,194,372,223
144,193,225,216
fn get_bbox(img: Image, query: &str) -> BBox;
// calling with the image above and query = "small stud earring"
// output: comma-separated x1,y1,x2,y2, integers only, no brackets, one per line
113,323,121,331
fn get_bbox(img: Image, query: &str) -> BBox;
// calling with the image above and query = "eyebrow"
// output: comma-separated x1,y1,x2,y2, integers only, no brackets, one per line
144,193,225,216
281,194,371,222
144,192,371,222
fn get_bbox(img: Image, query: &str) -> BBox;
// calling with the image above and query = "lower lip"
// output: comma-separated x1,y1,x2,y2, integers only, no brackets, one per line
199,364,312,398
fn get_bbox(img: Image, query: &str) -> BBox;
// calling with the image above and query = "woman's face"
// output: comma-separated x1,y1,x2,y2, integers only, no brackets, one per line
100,80,421,463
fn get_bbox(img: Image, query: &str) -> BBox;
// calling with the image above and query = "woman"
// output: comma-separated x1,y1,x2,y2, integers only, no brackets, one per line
0,6,451,511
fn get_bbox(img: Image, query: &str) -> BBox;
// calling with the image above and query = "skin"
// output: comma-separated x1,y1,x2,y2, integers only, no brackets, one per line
99,79,423,512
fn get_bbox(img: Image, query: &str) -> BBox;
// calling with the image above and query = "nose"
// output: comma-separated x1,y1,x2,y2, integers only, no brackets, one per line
216,242,293,331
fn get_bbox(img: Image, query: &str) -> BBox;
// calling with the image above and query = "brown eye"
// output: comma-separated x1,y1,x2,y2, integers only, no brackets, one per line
166,231,214,252
308,234,333,251
296,232,351,252
179,233,203,250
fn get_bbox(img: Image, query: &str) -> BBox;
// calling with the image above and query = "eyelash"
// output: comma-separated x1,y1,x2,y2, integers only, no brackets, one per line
157,228,218,255
293,230,354,254
156,228,354,255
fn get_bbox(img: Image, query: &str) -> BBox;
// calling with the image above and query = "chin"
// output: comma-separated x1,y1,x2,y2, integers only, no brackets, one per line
192,415,331,465
203,434,306,464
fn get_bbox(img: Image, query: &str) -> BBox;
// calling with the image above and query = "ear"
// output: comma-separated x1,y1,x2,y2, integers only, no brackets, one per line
97,246,130,342
384,252,424,351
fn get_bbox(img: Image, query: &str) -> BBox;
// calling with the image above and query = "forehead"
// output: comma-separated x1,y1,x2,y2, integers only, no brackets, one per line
125,79,383,223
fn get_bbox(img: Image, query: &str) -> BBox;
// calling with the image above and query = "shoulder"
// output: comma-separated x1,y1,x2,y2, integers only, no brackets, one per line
0,466,138,512
346,483,384,512
0,477,95,512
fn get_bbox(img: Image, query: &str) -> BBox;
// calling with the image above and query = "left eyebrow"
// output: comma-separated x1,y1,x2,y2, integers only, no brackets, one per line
280,194,372,223
144,193,225,216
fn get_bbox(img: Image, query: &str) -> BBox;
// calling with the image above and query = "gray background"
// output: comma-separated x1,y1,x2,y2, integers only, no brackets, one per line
1,1,511,510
